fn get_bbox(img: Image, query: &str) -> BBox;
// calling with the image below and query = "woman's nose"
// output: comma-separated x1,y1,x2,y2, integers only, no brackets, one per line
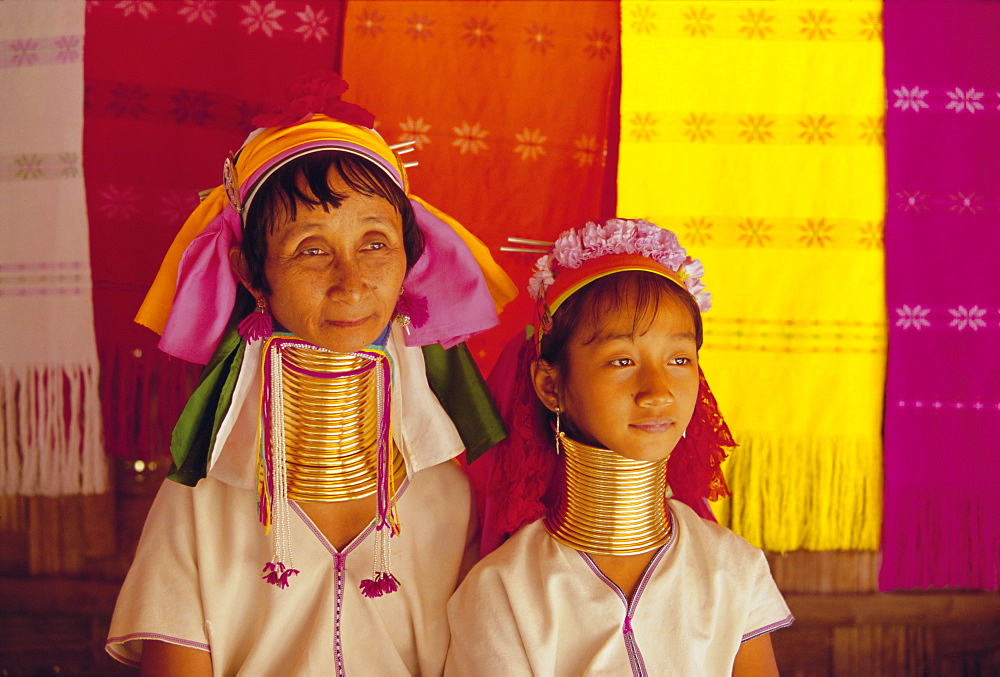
326,257,365,301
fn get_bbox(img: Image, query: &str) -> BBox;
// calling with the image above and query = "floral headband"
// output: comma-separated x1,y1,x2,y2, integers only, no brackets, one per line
526,219,712,319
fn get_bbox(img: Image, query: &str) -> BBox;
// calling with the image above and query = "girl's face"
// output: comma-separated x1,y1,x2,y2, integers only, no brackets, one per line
534,291,700,462
258,170,407,353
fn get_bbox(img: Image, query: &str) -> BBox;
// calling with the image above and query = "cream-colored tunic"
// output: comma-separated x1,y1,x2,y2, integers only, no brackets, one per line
446,500,793,677
108,329,473,675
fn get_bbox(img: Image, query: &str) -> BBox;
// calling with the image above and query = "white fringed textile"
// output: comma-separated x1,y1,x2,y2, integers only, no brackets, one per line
0,0,107,495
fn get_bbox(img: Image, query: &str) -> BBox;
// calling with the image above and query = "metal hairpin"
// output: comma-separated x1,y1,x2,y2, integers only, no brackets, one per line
500,236,554,254
389,140,420,168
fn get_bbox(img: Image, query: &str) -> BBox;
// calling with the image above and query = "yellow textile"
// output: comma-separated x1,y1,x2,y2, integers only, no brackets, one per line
135,115,514,334
619,1,885,550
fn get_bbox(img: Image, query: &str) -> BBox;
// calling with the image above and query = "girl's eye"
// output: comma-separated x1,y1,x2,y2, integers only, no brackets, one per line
670,357,692,366
610,358,634,367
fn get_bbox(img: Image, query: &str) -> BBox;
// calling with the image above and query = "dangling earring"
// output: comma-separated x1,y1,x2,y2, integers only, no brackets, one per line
554,406,563,455
238,296,273,342
682,428,687,439
393,285,412,334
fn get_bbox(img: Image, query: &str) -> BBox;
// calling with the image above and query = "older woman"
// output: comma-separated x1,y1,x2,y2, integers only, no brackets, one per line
106,74,514,675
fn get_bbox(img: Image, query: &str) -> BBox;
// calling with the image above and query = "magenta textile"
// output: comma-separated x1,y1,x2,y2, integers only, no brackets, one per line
882,2,1000,590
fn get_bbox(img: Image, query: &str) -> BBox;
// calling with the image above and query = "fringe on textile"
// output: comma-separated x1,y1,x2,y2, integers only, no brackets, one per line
99,346,200,460
0,363,108,496
880,493,999,591
713,433,883,552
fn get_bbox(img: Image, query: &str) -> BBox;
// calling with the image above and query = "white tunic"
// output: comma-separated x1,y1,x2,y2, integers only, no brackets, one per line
446,500,793,677
107,329,473,675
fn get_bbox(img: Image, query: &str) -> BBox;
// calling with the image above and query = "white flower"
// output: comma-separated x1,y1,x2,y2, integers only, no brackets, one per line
242,0,285,38
296,5,329,42
452,122,489,155
948,305,986,331
513,128,547,161
945,87,985,113
895,304,931,330
892,86,929,112
178,0,217,25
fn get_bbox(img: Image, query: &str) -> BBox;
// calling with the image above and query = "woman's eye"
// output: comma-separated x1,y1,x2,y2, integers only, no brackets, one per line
299,247,325,256
610,358,634,367
363,241,387,251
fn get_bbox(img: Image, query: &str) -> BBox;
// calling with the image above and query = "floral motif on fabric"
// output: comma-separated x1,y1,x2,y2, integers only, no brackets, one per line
14,154,44,180
739,8,774,39
514,129,547,161
857,221,884,249
355,8,385,38
398,117,431,150
9,39,39,66
169,89,216,126
524,22,554,52
584,29,614,59
159,191,200,227
462,17,495,47
406,13,435,41
296,5,331,43
630,4,657,35
947,305,987,331
683,7,714,37
737,114,774,143
241,0,285,38
859,116,885,145
799,9,835,40
858,11,882,41
572,135,598,167
682,217,713,246
798,115,835,144
892,86,929,112
178,0,218,25
798,219,834,247
945,87,985,113
97,185,141,220
895,191,928,213
949,192,984,215
629,112,658,142
115,0,158,19
895,305,931,330
55,36,82,63
107,83,150,119
452,121,489,155
736,218,773,247
683,113,714,142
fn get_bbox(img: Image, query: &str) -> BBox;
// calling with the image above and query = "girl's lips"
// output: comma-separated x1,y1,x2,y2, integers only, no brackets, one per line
629,419,674,434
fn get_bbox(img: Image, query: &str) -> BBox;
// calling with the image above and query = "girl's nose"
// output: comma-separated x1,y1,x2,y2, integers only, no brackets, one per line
635,365,676,407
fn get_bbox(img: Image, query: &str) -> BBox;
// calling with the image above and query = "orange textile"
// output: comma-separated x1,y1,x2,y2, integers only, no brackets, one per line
342,0,620,371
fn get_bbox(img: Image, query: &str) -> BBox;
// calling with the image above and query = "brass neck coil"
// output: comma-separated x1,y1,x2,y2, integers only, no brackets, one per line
545,434,672,555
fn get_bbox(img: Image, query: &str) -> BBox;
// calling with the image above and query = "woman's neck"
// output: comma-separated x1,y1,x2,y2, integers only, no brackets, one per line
544,433,672,556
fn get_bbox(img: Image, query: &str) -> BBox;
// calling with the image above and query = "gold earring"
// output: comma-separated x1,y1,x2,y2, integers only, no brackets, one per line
554,406,563,455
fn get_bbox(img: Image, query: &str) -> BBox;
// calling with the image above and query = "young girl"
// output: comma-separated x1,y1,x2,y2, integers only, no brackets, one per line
447,219,793,676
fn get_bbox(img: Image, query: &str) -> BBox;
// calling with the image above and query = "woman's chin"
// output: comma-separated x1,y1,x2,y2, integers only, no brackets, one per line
304,323,387,354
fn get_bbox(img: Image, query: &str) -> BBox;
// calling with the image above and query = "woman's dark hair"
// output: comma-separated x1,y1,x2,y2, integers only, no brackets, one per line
240,151,423,295
538,270,704,368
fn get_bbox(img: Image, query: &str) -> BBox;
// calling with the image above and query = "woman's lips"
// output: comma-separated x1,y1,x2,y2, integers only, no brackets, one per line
629,419,674,434
325,316,371,328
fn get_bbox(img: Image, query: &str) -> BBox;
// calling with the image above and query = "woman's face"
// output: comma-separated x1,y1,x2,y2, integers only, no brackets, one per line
260,169,407,353
535,291,700,462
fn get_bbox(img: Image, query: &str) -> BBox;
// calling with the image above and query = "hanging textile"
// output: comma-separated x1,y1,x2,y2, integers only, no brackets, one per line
84,0,345,460
618,1,885,551
881,3,1000,590
341,0,620,372
0,0,107,496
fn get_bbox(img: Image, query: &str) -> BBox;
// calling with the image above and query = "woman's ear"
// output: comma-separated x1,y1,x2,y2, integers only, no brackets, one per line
229,246,255,294
531,359,562,413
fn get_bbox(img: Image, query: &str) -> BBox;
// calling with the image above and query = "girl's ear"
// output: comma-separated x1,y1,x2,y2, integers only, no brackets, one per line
531,359,562,413
229,246,257,295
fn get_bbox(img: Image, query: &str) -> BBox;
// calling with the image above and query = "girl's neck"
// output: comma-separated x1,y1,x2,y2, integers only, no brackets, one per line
544,433,672,556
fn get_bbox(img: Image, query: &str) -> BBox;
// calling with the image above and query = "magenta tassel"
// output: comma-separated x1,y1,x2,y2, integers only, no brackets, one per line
359,572,399,598
262,561,299,589
239,303,273,342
